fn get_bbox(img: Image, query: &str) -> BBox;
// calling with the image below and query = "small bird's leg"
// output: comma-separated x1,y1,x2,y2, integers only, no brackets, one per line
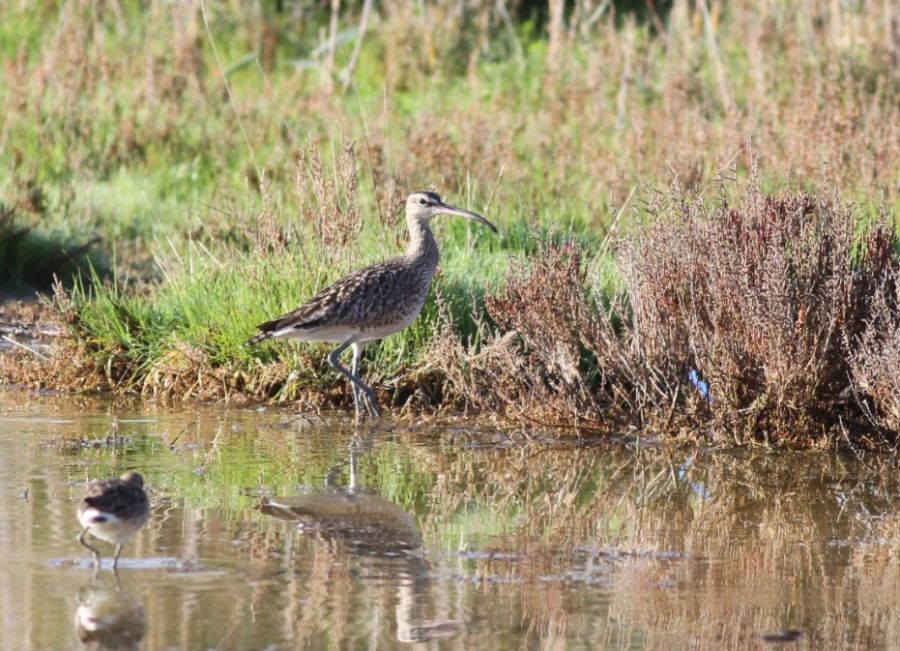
328,340,381,420
112,543,123,570
78,527,102,571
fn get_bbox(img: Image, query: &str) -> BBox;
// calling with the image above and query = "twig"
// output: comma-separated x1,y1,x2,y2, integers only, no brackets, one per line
351,92,385,224
2,335,49,361
495,0,525,68
167,422,196,450
255,59,297,145
484,165,505,215
199,0,260,177
324,0,341,94
585,0,612,30
340,0,374,91
598,184,637,259
697,0,732,111
644,0,669,44
547,0,566,76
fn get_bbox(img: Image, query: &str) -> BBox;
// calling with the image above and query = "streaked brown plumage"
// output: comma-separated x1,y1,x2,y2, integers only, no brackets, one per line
247,191,496,419
77,471,150,571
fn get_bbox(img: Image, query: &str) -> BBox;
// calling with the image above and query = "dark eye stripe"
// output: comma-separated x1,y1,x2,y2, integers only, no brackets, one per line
412,191,442,206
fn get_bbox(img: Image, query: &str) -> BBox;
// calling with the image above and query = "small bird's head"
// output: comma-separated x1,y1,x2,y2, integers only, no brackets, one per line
405,191,497,233
120,471,144,487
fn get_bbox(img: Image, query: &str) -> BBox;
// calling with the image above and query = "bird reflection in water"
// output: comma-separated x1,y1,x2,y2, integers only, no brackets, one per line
257,441,461,643
74,574,146,651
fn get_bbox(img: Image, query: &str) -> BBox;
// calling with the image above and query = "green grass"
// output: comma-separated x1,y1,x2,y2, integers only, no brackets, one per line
58,190,525,400
1,1,897,431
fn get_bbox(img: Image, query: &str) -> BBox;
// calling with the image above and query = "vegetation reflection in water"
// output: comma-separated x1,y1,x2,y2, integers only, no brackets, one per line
1,392,900,649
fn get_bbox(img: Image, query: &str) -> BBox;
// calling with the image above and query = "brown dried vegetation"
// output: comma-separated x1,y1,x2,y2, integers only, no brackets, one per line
295,138,362,254
849,278,900,434
621,178,897,445
3,1,899,448
436,175,900,447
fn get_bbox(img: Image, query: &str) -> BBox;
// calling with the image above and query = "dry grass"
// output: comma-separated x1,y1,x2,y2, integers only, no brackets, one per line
479,238,632,428
849,276,900,435
3,0,896,238
620,173,897,445
6,168,899,448
295,137,362,254
425,168,900,447
1,0,898,446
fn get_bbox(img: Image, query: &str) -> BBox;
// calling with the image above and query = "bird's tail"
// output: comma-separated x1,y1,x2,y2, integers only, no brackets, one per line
245,318,281,346
245,331,273,346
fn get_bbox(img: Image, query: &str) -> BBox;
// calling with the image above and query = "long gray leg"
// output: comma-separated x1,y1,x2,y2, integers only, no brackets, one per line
350,342,363,416
354,342,380,418
112,543,123,569
78,527,101,570
349,342,378,418
328,340,381,419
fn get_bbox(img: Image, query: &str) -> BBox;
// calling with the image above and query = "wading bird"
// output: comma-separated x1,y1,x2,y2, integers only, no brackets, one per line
77,471,150,571
247,191,496,420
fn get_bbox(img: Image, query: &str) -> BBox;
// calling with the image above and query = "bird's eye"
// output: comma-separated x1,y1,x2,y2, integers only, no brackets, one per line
417,197,428,206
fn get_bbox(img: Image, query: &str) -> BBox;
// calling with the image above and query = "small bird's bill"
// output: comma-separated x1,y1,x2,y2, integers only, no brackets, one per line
439,204,498,233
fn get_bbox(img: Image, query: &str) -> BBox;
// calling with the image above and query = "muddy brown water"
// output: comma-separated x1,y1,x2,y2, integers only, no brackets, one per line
1,390,898,650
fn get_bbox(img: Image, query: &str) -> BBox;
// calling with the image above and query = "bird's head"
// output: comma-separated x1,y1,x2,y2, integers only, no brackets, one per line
405,191,497,233
120,471,144,487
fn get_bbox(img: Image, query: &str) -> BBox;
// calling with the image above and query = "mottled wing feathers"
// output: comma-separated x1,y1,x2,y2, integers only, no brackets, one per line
257,268,375,332
248,256,432,344
80,475,149,520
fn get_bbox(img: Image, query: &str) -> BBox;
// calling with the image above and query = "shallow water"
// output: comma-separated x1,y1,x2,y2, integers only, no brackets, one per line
1,391,899,650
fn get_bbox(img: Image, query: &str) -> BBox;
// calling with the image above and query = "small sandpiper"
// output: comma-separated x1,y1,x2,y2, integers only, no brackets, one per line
77,471,150,570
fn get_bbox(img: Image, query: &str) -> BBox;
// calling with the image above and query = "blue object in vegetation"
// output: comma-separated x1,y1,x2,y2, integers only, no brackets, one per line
688,367,711,402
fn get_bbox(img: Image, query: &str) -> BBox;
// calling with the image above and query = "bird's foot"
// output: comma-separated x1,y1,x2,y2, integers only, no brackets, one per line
353,398,380,426
362,390,381,418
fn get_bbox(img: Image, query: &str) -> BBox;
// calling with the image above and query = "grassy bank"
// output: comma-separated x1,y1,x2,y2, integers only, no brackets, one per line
1,0,898,446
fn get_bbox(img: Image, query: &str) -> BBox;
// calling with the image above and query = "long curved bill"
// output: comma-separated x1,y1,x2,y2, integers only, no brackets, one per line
437,202,498,233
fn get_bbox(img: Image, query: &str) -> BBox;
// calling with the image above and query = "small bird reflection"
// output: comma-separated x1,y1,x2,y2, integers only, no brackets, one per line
74,577,146,651
257,444,462,643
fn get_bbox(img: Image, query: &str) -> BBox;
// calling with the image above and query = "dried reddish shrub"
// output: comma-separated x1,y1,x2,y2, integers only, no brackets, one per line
849,270,900,435
462,177,899,446
621,178,896,444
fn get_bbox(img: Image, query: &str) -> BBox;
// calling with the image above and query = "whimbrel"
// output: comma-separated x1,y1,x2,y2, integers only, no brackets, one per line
247,191,496,419
77,471,150,571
